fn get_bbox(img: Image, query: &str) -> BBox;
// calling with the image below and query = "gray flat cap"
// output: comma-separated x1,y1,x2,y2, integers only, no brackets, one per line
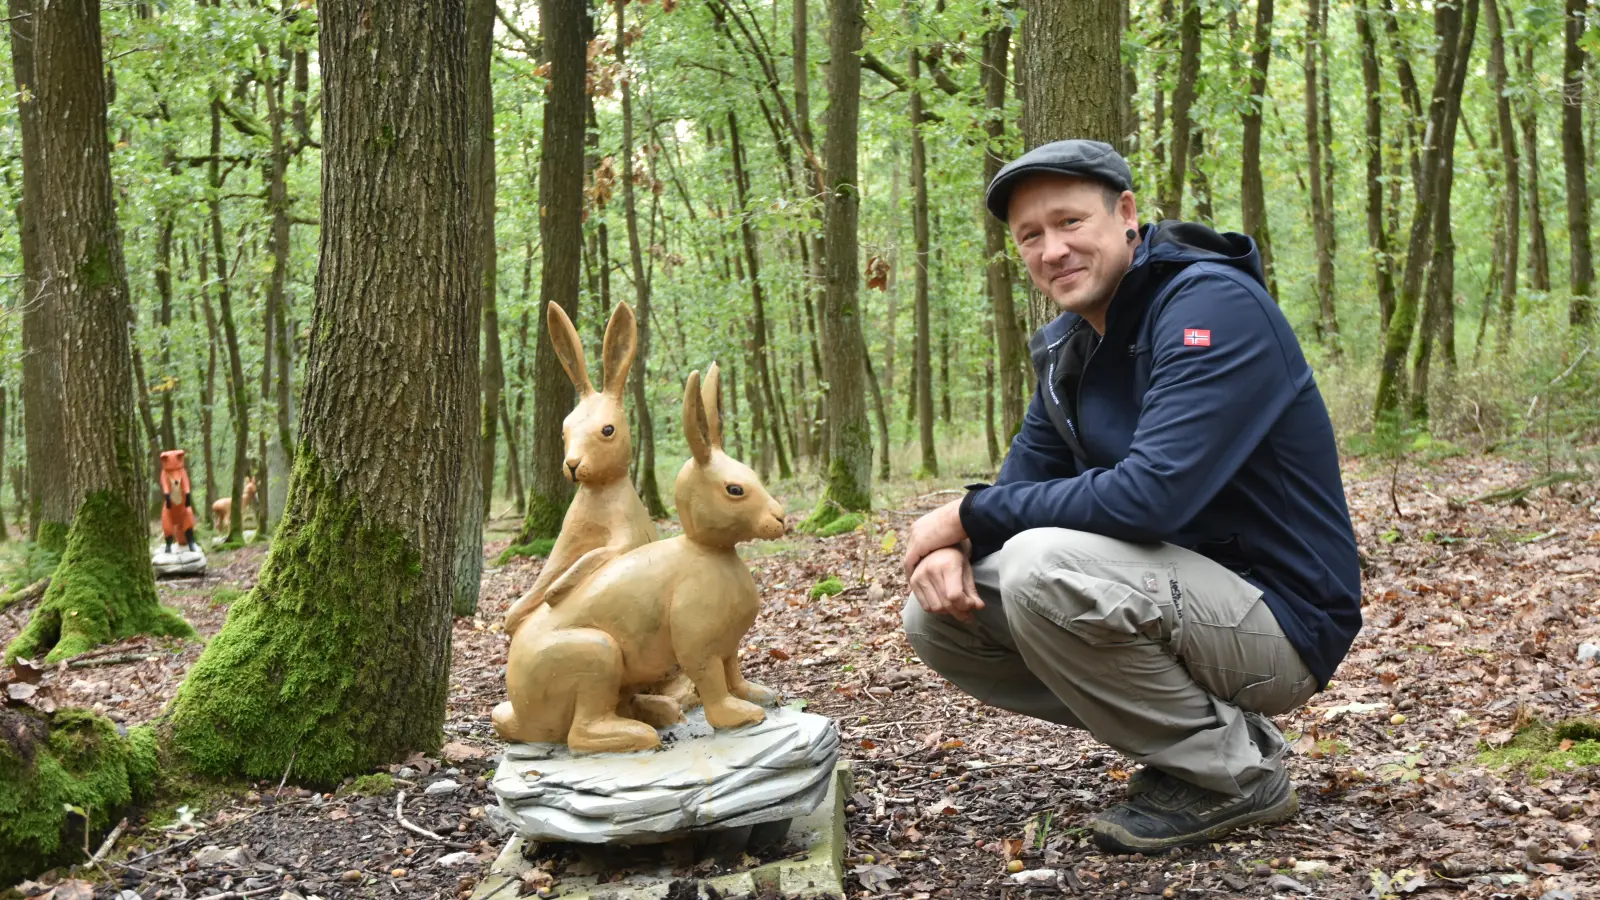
984,139,1133,222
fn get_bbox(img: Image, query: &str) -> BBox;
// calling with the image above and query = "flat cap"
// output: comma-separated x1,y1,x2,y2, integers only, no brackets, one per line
984,139,1133,222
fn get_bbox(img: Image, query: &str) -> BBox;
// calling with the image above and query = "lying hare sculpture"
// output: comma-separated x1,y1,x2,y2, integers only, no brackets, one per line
494,363,786,753
503,301,659,639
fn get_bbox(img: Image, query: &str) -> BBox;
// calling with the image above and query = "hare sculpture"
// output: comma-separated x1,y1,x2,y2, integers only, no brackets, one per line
493,364,786,753
502,301,659,638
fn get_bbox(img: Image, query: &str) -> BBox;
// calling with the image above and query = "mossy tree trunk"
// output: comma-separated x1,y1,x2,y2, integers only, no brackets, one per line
168,0,474,785
9,0,71,551
6,0,192,665
518,0,588,545
803,0,873,532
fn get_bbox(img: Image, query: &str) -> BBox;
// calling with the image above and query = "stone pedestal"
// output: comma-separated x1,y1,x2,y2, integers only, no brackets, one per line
491,704,839,844
152,547,207,578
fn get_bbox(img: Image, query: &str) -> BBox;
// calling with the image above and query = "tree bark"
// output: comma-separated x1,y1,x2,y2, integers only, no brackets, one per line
6,0,191,664
1356,0,1397,330
1561,0,1593,324
1519,42,1552,293
1239,0,1278,299
9,0,71,550
197,241,220,510
209,100,251,544
1304,0,1338,350
1160,0,1201,221
1374,0,1478,419
518,0,589,543
981,24,1025,441
455,0,493,616
909,43,938,478
1017,0,1124,328
169,0,474,784
1486,0,1520,349
805,0,873,526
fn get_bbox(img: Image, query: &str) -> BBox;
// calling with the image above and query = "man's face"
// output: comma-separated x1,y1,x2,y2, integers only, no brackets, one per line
1008,175,1140,331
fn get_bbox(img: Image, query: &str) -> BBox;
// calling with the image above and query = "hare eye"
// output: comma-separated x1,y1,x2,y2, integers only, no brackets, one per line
726,484,744,497
602,425,616,437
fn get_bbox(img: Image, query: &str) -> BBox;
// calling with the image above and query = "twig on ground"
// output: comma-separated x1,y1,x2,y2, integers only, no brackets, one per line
275,748,298,797
395,790,448,841
68,652,161,669
90,817,128,864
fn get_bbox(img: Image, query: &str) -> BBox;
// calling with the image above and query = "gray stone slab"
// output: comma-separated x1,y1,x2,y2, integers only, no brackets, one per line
152,547,207,577
493,705,840,844
472,762,850,900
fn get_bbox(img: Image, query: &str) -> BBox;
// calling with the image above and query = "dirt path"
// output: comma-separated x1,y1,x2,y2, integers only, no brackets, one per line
4,454,1596,899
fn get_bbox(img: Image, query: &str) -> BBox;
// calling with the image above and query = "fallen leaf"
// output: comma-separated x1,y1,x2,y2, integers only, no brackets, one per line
1000,838,1023,861
41,881,95,900
1559,738,1575,752
328,808,349,821
767,648,790,661
441,741,487,762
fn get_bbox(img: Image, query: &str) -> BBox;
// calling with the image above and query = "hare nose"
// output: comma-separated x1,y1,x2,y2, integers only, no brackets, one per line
566,459,581,480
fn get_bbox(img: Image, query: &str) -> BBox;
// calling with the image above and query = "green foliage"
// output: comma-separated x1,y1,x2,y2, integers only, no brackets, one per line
5,492,193,664
36,522,69,557
210,587,245,608
815,513,864,538
0,541,61,595
496,538,556,565
809,576,845,599
341,773,395,797
0,709,159,883
167,453,442,787
1477,719,1600,778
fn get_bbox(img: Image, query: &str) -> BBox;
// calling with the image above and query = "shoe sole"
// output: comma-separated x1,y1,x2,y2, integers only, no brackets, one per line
1090,787,1300,855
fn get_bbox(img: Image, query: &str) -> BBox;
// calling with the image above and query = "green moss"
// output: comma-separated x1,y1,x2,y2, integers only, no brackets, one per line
36,521,69,555
797,462,871,534
496,538,556,564
6,491,193,664
167,453,447,787
0,709,159,883
515,492,569,545
78,242,114,290
809,576,845,599
1478,719,1600,779
815,514,863,538
342,773,395,797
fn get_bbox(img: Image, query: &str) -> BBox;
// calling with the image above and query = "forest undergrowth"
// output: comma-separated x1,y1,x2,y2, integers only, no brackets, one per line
1,447,1596,899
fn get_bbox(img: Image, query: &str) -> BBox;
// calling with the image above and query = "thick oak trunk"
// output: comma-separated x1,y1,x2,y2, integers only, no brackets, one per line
170,0,474,784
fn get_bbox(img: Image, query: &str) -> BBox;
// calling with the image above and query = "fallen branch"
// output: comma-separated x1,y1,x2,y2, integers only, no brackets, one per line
0,577,50,614
68,652,162,669
90,817,128,864
395,790,448,841
1463,471,1589,505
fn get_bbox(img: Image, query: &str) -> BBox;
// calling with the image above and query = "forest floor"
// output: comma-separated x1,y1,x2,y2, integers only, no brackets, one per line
3,451,1598,900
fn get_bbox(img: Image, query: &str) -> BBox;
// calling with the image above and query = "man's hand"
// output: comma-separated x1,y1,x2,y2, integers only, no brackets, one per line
909,546,983,623
901,498,968,579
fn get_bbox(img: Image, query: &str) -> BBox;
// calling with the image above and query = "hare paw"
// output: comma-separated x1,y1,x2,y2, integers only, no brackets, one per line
732,680,779,707
625,693,686,728
704,696,766,730
569,715,661,754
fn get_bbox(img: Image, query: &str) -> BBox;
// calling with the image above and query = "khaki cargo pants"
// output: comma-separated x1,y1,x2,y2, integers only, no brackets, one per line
902,528,1317,798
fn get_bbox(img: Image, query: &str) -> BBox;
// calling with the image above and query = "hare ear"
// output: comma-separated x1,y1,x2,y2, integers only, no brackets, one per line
547,302,594,395
601,302,638,397
683,370,712,465
700,362,724,451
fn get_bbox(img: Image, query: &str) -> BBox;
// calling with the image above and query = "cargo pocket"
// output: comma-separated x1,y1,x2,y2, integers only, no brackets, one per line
1015,561,1174,647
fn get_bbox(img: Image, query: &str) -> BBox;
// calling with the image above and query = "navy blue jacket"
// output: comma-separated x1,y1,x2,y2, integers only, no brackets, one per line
959,221,1361,689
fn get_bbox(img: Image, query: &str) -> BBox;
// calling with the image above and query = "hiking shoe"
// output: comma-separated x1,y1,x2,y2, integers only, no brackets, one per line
1091,763,1298,854
1125,766,1168,797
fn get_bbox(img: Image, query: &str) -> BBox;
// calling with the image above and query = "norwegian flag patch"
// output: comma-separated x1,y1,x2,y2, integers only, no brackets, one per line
1184,328,1211,347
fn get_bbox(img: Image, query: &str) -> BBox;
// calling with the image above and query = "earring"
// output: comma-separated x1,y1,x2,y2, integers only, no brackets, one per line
1125,228,1137,243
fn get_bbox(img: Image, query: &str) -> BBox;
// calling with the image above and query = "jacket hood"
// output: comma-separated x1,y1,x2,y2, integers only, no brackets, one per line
1031,221,1265,353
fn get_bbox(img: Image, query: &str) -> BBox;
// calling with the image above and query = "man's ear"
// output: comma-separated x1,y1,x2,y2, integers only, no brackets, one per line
1118,190,1139,231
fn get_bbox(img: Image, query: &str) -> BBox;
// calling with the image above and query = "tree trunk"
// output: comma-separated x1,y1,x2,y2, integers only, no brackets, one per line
1188,129,1215,224
455,0,493,616
1561,0,1593,324
865,351,891,483
910,44,938,478
1486,0,1520,349
1374,0,1478,419
727,111,792,482
1519,41,1551,293
1356,0,1397,331
209,100,251,544
198,242,220,510
1304,0,1338,351
981,24,1025,441
1160,0,1201,221
169,0,474,784
9,0,71,550
6,0,192,664
1017,0,1124,328
0,387,8,541
617,0,667,519
1239,0,1278,299
156,217,177,451
804,0,873,528
518,0,588,544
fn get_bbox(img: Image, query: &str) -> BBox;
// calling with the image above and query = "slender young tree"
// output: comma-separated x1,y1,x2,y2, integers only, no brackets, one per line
1356,0,1396,330
1519,41,1552,293
1239,0,1278,298
518,0,589,544
909,30,938,478
456,0,494,616
1160,0,1201,220
981,23,1025,440
6,0,192,664
1561,0,1593,324
1304,0,1338,350
9,0,71,550
1486,0,1521,348
169,0,475,784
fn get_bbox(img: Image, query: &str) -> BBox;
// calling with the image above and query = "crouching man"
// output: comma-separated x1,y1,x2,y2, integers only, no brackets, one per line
900,139,1361,855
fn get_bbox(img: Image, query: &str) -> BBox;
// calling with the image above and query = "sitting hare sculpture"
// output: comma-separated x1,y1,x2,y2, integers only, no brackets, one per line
503,301,659,637
493,364,785,753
